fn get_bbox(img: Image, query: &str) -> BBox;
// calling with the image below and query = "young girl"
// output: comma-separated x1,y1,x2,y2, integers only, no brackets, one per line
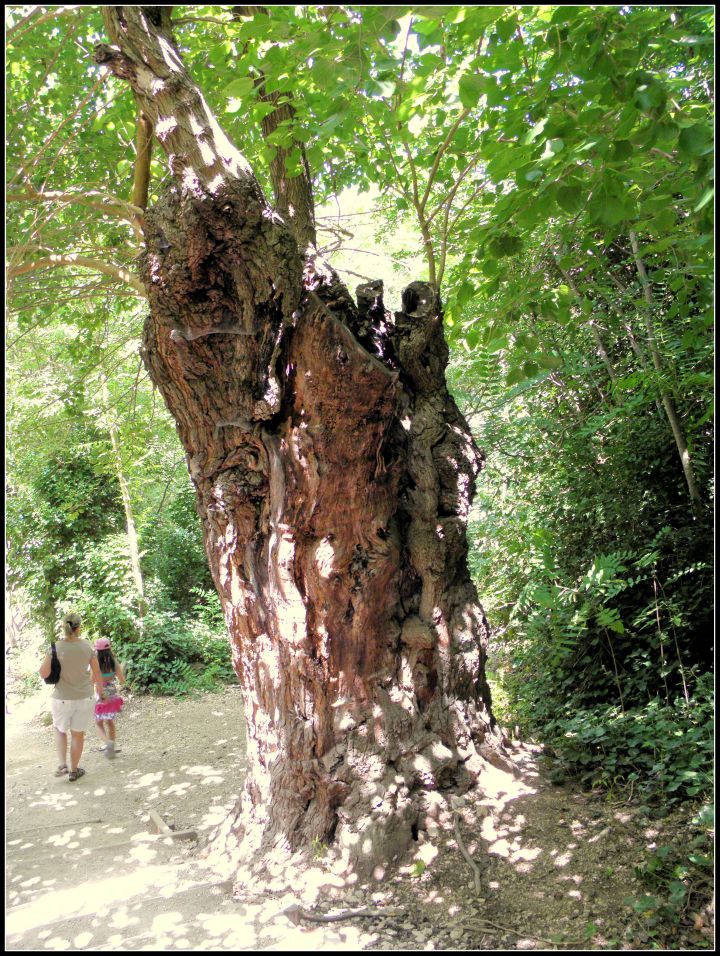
94,638,126,759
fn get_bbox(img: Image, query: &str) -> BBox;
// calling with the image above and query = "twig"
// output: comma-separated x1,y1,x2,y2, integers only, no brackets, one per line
454,810,483,893
285,904,403,924
333,266,376,282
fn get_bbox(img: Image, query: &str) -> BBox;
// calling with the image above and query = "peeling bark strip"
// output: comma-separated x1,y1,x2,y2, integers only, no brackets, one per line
95,7,502,877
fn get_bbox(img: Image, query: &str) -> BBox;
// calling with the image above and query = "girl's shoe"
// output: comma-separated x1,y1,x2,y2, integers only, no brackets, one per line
105,741,116,760
98,743,121,754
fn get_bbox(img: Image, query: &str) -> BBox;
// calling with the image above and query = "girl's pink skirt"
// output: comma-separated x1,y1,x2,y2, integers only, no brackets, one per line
95,696,123,719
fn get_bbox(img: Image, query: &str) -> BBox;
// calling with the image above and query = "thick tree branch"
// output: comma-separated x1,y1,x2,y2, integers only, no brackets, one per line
94,8,258,195
7,254,147,295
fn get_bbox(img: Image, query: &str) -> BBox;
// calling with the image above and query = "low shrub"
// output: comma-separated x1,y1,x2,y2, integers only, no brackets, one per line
541,672,713,804
116,585,233,696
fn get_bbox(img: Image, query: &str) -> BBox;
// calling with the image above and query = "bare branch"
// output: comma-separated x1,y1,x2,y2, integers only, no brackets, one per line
7,253,147,295
6,5,84,43
419,108,471,214
6,189,145,230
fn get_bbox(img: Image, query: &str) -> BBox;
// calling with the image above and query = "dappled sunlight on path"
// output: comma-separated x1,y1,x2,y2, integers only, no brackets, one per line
6,685,387,950
6,687,708,950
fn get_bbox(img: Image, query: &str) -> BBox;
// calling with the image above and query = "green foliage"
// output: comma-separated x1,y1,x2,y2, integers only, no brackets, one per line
626,804,714,947
64,533,141,641
541,675,713,803
6,437,124,638
114,584,233,696
140,483,215,614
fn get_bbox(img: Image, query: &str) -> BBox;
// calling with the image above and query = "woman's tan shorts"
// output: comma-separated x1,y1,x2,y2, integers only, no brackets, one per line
50,698,95,733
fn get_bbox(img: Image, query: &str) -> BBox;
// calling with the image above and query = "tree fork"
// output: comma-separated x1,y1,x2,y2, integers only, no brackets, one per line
95,6,503,880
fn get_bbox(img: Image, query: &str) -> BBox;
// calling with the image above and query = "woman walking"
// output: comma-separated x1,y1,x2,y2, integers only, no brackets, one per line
39,612,105,781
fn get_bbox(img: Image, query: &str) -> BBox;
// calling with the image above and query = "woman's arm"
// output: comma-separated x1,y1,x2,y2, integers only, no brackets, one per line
38,652,52,680
89,656,105,698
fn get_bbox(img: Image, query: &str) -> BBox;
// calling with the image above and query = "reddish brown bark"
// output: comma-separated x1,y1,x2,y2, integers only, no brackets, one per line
95,6,503,879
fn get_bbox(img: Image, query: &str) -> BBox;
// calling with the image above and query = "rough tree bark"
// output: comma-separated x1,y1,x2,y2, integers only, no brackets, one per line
95,6,503,879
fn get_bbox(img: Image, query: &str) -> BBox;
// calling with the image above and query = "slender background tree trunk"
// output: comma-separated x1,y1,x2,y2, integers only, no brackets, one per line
100,372,147,625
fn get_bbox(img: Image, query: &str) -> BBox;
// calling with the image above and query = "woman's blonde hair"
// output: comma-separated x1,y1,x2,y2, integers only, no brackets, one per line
62,613,81,638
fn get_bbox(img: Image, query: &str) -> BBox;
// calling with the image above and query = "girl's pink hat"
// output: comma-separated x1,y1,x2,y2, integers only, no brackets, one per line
95,638,111,650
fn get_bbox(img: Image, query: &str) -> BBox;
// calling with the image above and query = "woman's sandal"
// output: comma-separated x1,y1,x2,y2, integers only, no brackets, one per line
68,767,85,782
54,764,68,777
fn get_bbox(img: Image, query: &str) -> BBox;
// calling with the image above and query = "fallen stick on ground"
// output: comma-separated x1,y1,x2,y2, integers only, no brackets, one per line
453,810,483,893
284,904,403,924
146,807,197,840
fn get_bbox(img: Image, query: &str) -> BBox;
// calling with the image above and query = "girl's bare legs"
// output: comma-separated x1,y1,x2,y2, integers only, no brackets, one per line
69,731,85,772
97,718,108,745
103,719,118,758
55,728,68,767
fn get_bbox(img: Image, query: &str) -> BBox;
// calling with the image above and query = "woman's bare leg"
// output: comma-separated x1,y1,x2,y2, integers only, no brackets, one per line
69,731,85,772
55,728,68,766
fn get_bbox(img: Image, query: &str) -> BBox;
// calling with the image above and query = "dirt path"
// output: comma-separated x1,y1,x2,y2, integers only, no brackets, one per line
5,683,710,951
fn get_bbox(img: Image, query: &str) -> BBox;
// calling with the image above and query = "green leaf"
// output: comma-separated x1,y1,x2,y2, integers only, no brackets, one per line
612,139,633,160
488,233,523,257
413,16,441,36
223,76,255,99
678,123,712,156
458,74,486,108
542,138,564,158
506,366,526,386
495,17,517,43
522,117,548,145
534,353,563,370
367,78,397,99
556,185,583,213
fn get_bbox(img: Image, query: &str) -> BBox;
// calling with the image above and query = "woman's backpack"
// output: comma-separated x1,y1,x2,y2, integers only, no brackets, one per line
43,642,61,685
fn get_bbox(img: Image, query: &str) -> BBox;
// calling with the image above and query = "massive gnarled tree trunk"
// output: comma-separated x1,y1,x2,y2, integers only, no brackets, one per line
95,7,504,880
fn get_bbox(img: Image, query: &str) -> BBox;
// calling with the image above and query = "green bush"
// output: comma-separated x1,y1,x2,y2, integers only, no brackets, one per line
116,584,233,695
540,672,713,803
6,438,124,639
63,533,141,643
140,483,215,614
